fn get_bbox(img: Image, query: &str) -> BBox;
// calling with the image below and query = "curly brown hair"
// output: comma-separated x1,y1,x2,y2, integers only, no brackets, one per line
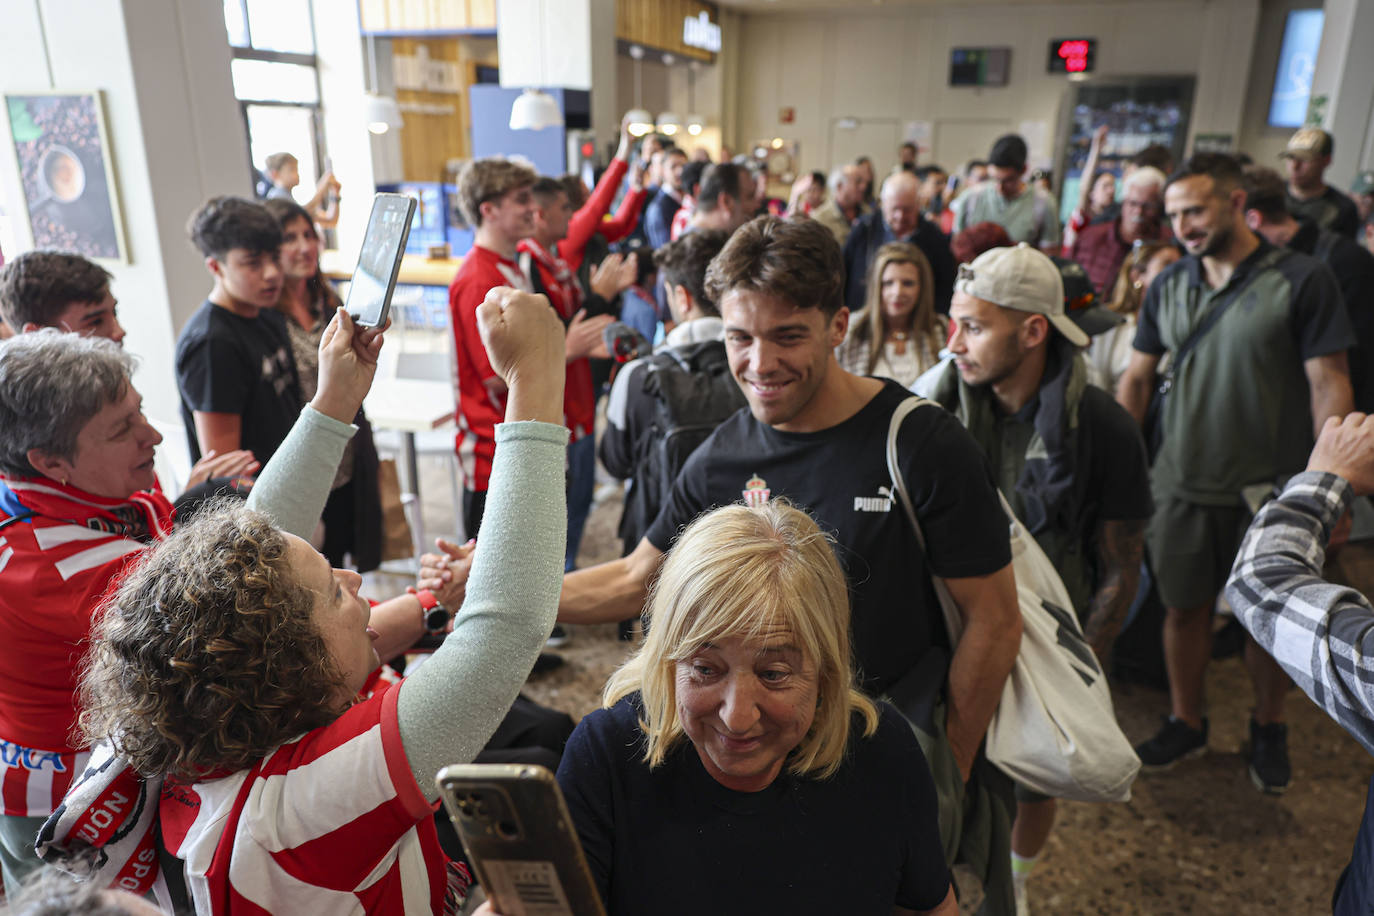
78,501,345,779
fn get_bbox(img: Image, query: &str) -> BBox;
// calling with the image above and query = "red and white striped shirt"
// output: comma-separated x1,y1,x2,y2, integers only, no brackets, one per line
159,682,457,915
0,476,172,817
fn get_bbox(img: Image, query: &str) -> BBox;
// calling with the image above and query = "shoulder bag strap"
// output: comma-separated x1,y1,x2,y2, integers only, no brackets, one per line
886,396,967,643
1163,248,1286,392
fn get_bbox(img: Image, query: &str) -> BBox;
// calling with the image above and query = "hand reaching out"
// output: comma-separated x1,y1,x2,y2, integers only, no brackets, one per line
185,449,260,489
1308,413,1374,496
417,537,477,611
590,252,636,300
311,309,386,423
565,309,614,361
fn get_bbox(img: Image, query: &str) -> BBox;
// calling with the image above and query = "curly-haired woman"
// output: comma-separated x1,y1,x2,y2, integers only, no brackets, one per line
42,289,568,914
0,313,381,897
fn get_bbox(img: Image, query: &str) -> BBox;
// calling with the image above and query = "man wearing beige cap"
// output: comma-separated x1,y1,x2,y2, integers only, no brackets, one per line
1282,127,1360,238
926,242,1152,914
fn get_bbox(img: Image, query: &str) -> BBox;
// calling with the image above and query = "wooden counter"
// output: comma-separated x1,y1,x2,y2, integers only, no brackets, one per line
321,249,464,287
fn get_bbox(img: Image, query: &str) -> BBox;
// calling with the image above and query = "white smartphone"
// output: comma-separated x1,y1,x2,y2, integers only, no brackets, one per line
344,192,416,328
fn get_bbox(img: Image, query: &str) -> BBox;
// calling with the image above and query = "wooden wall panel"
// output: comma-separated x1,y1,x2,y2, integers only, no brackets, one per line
359,0,498,33
392,36,498,181
616,0,719,63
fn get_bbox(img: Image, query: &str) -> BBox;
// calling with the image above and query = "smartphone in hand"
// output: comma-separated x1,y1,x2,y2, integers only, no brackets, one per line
436,764,606,916
345,192,416,328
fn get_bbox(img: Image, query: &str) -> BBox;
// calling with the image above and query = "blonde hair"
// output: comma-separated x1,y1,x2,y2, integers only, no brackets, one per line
603,501,878,781
853,242,943,375
1107,240,1178,316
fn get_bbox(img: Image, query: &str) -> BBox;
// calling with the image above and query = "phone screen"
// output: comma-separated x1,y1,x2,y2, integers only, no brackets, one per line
345,193,415,328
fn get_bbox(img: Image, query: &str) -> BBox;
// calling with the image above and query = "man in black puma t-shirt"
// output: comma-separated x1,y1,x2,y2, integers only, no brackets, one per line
544,215,1017,781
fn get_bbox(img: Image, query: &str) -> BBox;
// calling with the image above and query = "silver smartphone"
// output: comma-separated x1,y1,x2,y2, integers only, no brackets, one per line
436,763,606,916
344,192,416,328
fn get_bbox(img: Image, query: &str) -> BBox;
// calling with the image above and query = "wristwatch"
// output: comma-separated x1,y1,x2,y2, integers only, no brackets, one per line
409,587,451,635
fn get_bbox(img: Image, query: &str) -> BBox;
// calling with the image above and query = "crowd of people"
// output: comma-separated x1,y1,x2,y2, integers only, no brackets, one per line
0,112,1372,916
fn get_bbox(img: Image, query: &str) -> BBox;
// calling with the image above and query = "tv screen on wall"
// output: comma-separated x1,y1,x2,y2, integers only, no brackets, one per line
1268,9,1324,128
950,48,1011,87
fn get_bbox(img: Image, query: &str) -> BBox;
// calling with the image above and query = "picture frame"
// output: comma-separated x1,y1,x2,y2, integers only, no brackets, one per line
5,90,128,264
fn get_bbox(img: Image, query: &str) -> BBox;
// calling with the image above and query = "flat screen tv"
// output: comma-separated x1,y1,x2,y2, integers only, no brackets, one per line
950,48,1011,87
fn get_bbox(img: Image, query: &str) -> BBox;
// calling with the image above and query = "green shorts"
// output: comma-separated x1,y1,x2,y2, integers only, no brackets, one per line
1146,497,1251,610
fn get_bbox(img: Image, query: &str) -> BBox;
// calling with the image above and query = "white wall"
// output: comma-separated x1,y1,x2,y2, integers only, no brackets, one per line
0,0,247,426
732,0,1260,179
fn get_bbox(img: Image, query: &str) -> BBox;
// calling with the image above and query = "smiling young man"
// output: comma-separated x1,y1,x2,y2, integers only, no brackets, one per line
527,215,1024,911
176,196,302,469
449,157,539,536
1116,153,1356,793
0,251,126,343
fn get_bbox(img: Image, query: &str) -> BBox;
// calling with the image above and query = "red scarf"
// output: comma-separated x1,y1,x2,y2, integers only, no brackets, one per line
517,238,582,317
0,475,175,543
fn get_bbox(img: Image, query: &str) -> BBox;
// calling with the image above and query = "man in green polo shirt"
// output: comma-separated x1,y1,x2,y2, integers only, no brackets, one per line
1117,153,1355,794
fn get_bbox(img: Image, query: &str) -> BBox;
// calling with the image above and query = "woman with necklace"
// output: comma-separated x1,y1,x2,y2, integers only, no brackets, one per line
264,198,383,571
836,242,945,387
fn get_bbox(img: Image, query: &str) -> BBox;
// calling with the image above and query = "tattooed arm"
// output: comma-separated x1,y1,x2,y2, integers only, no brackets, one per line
1083,518,1146,663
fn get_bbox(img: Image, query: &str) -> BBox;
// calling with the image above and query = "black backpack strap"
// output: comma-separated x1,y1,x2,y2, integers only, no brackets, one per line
0,512,34,532
1161,247,1286,394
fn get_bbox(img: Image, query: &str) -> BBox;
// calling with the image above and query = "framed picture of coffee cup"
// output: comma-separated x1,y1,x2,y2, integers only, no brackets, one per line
5,91,128,263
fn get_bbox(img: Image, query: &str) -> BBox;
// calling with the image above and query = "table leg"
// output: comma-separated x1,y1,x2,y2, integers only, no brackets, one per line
400,430,427,560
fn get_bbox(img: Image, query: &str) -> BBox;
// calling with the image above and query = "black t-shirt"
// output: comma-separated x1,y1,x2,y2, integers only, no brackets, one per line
940,368,1153,616
645,381,1010,694
175,300,303,466
557,694,952,916
1288,186,1361,239
1290,220,1374,412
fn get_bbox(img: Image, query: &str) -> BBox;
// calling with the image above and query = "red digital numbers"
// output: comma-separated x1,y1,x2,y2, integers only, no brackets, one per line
1051,38,1094,73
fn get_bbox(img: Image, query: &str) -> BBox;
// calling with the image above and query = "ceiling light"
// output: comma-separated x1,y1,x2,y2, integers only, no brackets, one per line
657,112,682,136
771,137,784,149
686,114,705,136
364,93,403,134
509,88,563,130
627,109,654,137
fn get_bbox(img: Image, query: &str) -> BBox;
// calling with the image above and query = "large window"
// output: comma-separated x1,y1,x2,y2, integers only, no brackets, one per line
223,0,326,199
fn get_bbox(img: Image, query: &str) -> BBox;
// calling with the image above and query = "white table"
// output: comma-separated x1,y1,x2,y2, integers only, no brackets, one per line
365,378,456,561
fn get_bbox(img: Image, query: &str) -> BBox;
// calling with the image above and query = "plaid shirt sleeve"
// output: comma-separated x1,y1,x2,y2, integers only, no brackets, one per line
1225,470,1374,756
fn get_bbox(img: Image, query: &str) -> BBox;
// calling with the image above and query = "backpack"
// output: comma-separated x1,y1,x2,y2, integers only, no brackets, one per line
633,339,745,529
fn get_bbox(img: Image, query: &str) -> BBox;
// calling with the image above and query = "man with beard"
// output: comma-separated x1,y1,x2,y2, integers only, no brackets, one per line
928,242,1151,915
1070,166,1171,296
1116,153,1355,793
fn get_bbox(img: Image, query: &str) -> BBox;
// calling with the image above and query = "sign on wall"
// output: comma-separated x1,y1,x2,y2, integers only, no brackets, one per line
683,11,721,52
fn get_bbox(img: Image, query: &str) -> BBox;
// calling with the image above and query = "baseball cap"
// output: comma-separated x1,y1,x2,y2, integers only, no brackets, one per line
955,243,1089,347
1279,127,1333,161
1051,256,1125,338
1353,171,1374,195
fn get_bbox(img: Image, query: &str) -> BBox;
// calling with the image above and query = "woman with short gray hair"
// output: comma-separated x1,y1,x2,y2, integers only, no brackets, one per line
0,316,381,897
